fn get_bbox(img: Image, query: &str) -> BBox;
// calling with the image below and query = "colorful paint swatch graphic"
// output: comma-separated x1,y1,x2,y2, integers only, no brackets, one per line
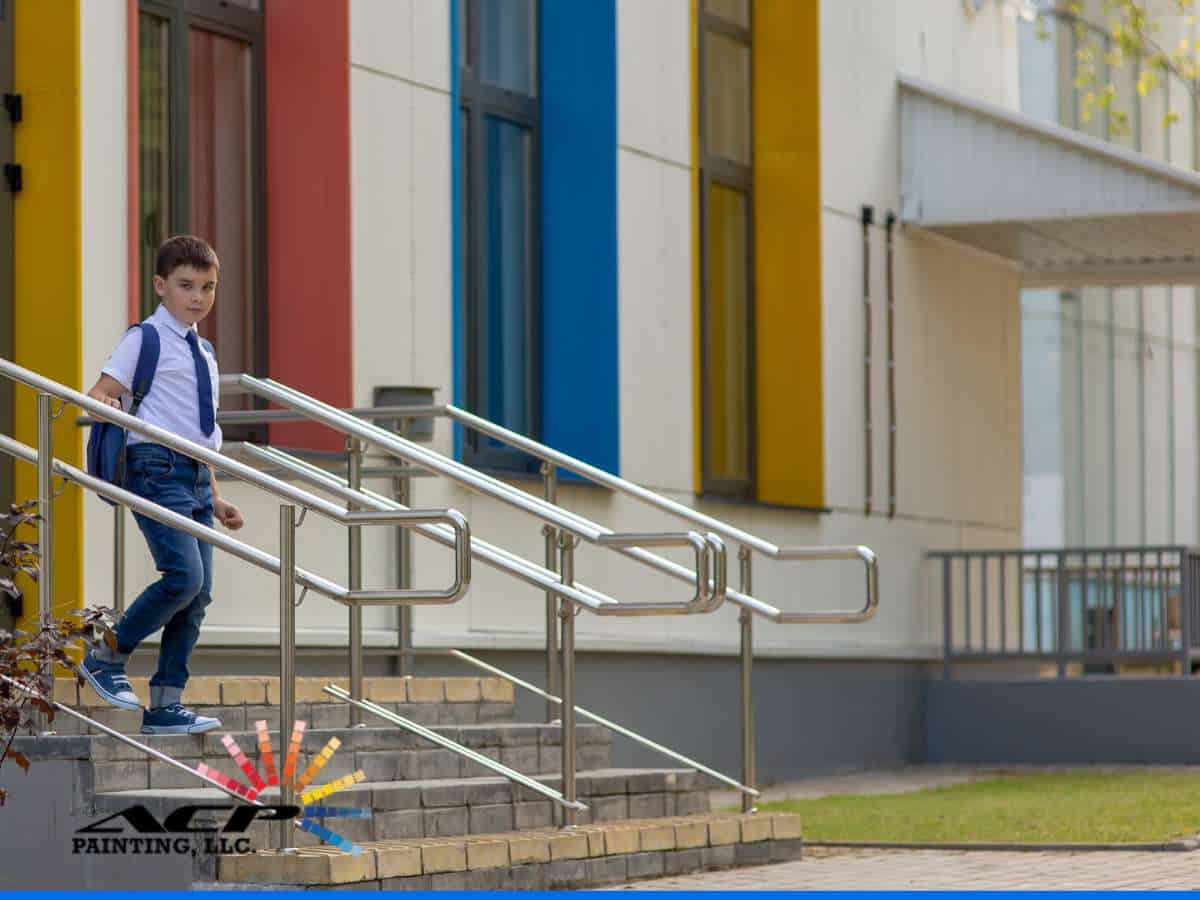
295,817,363,855
197,762,255,800
301,770,366,806
301,805,372,819
222,733,267,794
255,719,279,787
281,720,306,786
294,735,341,791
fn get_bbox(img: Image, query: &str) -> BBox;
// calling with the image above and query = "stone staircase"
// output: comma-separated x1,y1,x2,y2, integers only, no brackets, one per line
8,674,800,889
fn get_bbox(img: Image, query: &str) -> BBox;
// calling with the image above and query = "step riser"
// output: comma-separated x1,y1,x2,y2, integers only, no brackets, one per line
46,700,515,735
228,786,712,850
316,841,802,890
214,814,804,889
59,676,515,712
19,723,615,797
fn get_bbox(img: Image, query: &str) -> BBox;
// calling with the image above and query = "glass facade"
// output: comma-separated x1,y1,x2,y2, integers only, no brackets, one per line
1019,7,1200,652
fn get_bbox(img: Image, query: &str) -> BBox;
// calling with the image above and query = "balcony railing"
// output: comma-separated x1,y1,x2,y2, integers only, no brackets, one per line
928,546,1200,677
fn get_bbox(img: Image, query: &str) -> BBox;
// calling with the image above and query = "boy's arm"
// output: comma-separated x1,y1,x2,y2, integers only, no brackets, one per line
87,374,128,410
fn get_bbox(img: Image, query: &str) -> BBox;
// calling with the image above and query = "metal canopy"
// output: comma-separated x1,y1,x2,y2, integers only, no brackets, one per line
899,74,1200,287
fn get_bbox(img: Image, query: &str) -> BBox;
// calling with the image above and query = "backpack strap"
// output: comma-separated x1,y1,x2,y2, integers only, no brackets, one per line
129,322,160,413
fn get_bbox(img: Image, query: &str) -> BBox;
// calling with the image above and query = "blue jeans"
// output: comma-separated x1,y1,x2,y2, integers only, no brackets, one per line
93,443,214,708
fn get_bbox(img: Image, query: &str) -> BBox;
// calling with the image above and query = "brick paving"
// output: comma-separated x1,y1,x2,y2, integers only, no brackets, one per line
607,847,1200,890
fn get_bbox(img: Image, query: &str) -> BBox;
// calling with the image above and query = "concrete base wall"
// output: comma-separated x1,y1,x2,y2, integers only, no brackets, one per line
0,759,202,890
170,648,930,782
925,678,1200,765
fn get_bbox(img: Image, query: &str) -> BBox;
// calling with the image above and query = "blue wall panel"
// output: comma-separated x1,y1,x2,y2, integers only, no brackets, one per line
539,0,619,474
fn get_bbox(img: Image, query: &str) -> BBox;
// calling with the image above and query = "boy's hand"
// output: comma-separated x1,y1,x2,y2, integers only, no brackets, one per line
214,498,244,531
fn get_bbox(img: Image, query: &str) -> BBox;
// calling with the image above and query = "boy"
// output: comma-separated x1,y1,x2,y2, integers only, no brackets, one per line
78,235,244,735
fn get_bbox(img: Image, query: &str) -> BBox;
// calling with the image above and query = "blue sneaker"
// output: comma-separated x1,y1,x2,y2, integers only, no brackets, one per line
77,652,141,711
141,703,221,735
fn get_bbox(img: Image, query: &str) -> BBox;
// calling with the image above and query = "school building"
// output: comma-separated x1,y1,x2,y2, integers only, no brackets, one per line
3,0,1200,779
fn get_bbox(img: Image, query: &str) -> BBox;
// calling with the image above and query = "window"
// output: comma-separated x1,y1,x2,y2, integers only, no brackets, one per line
699,0,754,498
459,0,541,472
138,0,264,386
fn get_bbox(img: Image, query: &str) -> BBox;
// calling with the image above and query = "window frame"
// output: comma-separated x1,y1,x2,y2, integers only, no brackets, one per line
698,2,756,500
458,0,543,473
137,0,267,384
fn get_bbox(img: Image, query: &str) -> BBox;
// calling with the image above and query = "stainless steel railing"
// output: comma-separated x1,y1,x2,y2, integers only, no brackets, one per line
443,403,880,812
218,373,879,813
0,357,473,846
228,441,754,801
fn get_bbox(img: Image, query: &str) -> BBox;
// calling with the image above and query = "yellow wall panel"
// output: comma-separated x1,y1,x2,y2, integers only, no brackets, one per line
753,0,823,507
13,0,83,628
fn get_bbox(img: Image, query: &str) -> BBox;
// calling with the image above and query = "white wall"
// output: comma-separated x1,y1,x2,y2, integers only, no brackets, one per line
78,0,1029,662
80,1,129,612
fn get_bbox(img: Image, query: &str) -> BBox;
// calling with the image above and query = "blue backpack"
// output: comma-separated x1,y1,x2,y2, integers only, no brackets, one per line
86,323,161,505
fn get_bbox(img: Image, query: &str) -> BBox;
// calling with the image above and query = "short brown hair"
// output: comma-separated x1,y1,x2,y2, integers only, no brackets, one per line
155,235,220,279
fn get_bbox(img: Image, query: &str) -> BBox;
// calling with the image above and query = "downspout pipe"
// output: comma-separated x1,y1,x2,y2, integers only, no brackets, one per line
885,210,897,519
861,204,874,518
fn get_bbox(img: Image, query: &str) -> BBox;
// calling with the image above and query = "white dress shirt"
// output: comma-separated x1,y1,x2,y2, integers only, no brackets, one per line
101,303,223,452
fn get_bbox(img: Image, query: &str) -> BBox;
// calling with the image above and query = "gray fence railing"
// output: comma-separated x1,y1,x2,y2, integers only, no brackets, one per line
929,546,1200,677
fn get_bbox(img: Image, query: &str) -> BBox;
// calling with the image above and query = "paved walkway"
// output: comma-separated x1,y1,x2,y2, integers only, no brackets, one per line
639,766,1200,890
610,847,1200,890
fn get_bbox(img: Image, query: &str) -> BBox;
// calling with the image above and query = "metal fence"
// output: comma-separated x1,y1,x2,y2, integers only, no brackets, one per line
929,546,1200,677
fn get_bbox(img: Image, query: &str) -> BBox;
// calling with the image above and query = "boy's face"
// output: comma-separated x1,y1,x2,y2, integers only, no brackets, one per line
154,264,218,326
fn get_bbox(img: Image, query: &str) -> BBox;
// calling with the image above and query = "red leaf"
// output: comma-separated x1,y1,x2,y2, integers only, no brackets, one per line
4,750,30,772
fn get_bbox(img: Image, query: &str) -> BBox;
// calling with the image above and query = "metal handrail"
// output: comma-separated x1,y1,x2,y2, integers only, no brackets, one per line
442,649,758,798
233,444,729,622
0,433,346,601
218,375,874,626
218,371,881,813
323,685,587,812
223,374,727,616
443,403,878,624
0,357,472,607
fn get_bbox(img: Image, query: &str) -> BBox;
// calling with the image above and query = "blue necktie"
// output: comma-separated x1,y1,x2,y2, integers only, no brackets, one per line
185,330,215,437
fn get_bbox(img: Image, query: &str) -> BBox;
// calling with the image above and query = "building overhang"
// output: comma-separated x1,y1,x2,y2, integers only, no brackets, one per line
899,74,1200,288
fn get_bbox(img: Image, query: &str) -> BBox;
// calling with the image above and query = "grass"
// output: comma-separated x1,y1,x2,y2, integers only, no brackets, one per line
753,771,1200,844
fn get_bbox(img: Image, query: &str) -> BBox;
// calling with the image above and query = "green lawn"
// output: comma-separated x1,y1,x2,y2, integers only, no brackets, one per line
754,771,1200,844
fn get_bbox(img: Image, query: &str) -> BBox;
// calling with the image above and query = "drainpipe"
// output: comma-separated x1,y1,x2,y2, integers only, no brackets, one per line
885,210,897,520
862,204,874,518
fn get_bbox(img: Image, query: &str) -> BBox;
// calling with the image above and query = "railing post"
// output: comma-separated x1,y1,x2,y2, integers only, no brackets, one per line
1180,550,1193,677
36,394,54,731
347,438,365,725
542,462,559,723
393,448,413,679
1057,552,1068,678
113,504,125,614
942,556,952,681
278,504,297,851
738,546,756,813
558,530,577,828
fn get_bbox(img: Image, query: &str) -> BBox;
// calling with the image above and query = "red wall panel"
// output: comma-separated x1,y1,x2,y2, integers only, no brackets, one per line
265,0,352,449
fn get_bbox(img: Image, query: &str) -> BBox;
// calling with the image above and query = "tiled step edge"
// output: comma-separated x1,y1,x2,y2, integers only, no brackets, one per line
216,812,802,889
58,675,513,710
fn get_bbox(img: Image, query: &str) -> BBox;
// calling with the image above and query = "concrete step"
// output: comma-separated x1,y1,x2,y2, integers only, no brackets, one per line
95,767,715,847
50,675,514,734
212,812,803,889
14,722,615,797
